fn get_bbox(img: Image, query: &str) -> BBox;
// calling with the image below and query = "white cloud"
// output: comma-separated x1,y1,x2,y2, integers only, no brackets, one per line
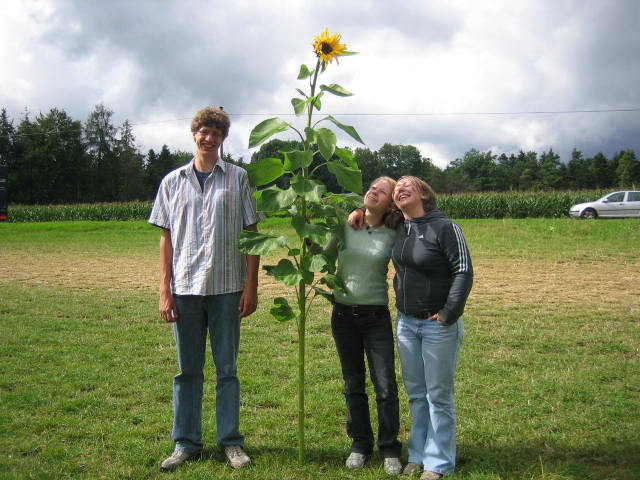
1,0,638,166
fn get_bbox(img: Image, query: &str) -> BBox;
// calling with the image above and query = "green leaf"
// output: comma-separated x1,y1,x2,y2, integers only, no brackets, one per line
316,128,337,161
270,297,297,322
303,254,329,273
335,147,358,169
326,116,364,144
320,273,345,291
296,88,308,98
282,149,313,171
264,259,303,286
256,185,297,212
304,127,316,144
311,286,334,303
291,216,333,245
245,157,285,186
248,117,290,148
238,230,286,255
326,161,363,194
297,64,313,80
291,98,306,116
319,83,353,97
291,175,327,202
309,93,323,111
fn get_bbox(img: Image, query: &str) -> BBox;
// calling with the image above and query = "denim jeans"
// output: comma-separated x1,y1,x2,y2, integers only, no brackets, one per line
331,304,402,458
396,312,464,475
171,293,244,453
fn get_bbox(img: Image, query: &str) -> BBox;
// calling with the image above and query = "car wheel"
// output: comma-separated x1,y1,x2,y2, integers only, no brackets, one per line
581,208,597,219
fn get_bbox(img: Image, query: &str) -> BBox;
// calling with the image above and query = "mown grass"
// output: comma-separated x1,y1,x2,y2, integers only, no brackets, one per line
0,218,638,480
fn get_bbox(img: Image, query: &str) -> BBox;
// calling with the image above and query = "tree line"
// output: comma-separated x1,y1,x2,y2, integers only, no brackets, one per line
1,104,638,205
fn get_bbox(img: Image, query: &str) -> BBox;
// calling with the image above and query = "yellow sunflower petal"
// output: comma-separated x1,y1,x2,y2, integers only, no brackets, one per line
312,28,347,64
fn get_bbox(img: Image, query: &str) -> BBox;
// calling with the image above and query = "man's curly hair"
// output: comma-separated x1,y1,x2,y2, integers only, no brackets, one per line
191,107,230,138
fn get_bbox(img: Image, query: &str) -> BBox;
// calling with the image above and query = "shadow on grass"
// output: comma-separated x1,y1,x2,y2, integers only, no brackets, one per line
458,439,640,479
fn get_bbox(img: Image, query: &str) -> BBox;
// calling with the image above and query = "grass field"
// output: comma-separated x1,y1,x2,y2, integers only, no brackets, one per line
0,218,638,480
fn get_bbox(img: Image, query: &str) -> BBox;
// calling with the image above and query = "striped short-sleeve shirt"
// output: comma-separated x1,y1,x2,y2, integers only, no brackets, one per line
149,159,264,296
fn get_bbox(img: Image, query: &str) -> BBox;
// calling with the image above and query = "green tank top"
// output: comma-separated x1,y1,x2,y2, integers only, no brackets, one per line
333,223,395,306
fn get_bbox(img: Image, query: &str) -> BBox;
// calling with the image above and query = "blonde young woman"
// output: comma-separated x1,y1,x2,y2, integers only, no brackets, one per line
329,177,403,475
350,176,473,480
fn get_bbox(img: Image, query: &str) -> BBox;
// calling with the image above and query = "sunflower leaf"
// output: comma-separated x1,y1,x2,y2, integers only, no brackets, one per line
270,297,297,322
320,83,353,97
248,117,290,148
245,157,285,186
256,185,297,212
326,116,364,144
297,64,313,80
315,127,337,161
291,98,306,116
291,174,327,202
326,161,363,194
238,230,287,255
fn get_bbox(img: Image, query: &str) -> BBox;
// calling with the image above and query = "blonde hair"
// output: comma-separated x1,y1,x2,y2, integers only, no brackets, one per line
397,175,438,212
191,107,230,138
369,176,403,228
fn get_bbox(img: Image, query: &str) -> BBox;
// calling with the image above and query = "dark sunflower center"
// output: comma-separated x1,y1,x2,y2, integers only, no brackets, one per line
321,42,333,54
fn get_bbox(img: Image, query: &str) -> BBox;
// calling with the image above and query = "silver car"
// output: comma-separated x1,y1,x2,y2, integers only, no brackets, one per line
569,190,640,219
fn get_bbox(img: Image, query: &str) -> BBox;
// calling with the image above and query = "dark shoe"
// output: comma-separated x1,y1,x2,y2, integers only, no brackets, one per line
224,445,251,469
402,462,422,476
160,449,201,470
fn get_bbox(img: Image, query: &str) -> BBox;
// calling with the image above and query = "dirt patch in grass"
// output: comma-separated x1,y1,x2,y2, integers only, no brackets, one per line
2,252,638,316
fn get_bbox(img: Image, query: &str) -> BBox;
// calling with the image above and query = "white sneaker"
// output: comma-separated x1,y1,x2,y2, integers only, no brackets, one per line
346,452,367,470
224,445,251,469
384,457,402,475
160,449,201,470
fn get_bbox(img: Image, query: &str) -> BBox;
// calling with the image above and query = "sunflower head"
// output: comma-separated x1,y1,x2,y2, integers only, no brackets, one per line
313,28,347,65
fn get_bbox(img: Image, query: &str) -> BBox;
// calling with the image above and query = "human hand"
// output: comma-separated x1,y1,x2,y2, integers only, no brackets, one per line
238,286,258,318
347,208,365,229
160,291,178,323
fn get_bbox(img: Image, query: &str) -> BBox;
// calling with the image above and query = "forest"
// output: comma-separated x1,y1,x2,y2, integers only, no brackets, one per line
1,104,638,205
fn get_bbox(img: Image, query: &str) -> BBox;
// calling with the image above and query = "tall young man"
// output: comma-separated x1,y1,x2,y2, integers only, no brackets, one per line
149,107,262,471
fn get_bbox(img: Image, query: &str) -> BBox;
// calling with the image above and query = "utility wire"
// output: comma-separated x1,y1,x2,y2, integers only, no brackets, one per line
3,106,640,139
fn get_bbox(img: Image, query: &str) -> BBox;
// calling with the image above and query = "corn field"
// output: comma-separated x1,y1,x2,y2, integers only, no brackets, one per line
5,202,153,222
437,190,609,219
3,191,612,222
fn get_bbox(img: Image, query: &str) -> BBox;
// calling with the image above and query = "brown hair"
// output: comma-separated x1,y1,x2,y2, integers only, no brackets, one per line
369,176,403,229
191,107,230,138
397,175,438,213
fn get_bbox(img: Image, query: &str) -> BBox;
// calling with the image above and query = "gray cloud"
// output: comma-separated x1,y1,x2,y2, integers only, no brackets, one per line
1,0,638,168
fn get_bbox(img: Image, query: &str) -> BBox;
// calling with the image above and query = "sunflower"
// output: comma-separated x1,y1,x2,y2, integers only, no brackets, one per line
313,28,347,64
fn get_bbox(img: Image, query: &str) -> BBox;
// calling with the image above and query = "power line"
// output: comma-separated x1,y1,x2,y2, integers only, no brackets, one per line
3,106,640,140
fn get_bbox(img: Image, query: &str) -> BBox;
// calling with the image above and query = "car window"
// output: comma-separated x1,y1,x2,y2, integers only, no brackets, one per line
627,192,640,202
607,192,625,202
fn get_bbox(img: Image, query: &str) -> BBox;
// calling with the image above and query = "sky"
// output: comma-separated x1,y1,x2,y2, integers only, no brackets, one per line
1,0,639,168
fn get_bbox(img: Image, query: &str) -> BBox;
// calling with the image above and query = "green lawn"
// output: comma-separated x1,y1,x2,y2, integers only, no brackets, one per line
0,218,638,479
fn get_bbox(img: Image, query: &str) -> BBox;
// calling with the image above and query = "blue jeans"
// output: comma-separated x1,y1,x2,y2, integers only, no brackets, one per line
331,304,402,458
396,312,463,475
171,293,244,453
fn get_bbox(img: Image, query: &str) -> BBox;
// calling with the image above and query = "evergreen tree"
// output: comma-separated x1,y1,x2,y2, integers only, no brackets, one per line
84,103,118,201
615,150,640,188
115,120,146,200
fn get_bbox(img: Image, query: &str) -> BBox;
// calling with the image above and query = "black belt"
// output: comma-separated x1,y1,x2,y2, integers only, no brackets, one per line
334,303,388,316
403,311,435,320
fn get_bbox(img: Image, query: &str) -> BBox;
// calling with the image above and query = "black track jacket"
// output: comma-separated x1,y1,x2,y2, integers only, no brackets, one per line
392,209,473,325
